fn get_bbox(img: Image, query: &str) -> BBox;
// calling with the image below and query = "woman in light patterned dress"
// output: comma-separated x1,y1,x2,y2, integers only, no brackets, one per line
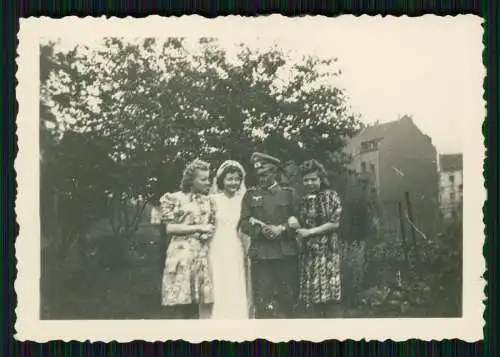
295,159,343,318
159,159,216,319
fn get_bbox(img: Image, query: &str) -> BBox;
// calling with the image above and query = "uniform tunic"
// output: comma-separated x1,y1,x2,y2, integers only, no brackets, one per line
239,183,300,318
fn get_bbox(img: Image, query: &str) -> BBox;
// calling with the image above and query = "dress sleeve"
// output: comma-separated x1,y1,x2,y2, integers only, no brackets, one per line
159,192,180,224
326,190,342,225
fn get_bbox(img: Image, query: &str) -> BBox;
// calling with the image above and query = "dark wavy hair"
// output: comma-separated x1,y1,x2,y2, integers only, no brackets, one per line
180,159,211,193
216,165,244,191
298,159,330,189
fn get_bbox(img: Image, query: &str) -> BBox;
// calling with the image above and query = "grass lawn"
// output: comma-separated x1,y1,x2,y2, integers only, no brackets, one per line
41,224,457,319
42,224,166,319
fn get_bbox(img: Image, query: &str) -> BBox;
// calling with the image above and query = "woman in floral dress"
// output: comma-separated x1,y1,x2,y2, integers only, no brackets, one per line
295,159,343,318
159,159,216,318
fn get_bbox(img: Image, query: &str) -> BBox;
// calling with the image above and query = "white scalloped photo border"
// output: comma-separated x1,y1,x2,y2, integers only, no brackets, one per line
14,14,486,342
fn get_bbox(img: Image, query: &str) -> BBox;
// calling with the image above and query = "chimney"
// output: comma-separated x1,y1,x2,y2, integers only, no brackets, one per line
401,114,413,123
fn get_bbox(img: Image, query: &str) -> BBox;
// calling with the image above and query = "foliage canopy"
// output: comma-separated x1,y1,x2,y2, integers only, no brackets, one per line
40,37,361,242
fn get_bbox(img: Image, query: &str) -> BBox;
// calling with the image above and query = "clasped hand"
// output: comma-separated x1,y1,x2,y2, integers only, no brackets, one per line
262,224,285,239
196,224,215,240
295,228,311,240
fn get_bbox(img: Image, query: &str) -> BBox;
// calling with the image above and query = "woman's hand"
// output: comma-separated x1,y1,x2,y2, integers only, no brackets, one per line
198,224,215,233
295,228,311,249
296,228,311,241
239,233,252,252
197,224,215,242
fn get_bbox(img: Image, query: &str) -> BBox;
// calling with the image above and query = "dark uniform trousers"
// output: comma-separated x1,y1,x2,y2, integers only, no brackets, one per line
239,184,300,319
251,258,299,318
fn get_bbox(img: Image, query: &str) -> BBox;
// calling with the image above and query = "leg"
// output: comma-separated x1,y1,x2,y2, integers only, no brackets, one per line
245,257,255,318
162,304,199,319
274,257,300,318
324,300,344,318
198,303,213,319
251,260,277,318
299,302,331,319
309,301,343,318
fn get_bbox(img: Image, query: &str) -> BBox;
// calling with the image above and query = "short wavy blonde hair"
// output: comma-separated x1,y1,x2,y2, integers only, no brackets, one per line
180,158,211,193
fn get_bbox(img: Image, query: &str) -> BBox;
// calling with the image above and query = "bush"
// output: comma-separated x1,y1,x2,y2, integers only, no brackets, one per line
359,216,462,316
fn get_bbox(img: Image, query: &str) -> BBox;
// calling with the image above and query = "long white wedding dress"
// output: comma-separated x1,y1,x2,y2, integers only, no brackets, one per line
209,192,249,319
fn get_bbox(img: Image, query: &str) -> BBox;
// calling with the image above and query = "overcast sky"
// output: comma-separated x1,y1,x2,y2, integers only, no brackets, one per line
49,16,483,155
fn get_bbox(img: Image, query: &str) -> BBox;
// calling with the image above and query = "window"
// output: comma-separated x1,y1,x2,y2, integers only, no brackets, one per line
360,139,379,153
449,174,455,183
361,162,367,172
370,163,376,174
450,192,455,201
459,184,463,192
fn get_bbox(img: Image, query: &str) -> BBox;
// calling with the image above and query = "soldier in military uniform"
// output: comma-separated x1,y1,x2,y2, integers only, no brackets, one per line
238,152,301,318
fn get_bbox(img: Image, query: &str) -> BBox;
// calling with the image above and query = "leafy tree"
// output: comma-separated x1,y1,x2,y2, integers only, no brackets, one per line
40,42,109,257
40,38,461,318
40,37,362,248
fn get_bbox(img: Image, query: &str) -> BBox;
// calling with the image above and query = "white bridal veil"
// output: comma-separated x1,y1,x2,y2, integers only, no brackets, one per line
210,160,247,196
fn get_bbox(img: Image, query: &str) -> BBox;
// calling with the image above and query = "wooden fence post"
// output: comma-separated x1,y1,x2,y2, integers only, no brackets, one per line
398,201,411,279
405,191,422,279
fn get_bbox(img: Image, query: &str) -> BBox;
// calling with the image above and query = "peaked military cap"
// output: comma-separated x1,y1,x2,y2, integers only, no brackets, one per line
250,152,281,170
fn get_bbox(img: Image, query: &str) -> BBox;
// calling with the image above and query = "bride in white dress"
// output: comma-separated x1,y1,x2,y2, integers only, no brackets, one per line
209,160,251,319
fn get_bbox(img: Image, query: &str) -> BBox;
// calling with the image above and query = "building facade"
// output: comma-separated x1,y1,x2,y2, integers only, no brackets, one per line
344,115,440,236
438,154,463,221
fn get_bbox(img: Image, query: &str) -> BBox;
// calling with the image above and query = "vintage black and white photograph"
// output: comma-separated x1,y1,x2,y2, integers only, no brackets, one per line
16,16,484,342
